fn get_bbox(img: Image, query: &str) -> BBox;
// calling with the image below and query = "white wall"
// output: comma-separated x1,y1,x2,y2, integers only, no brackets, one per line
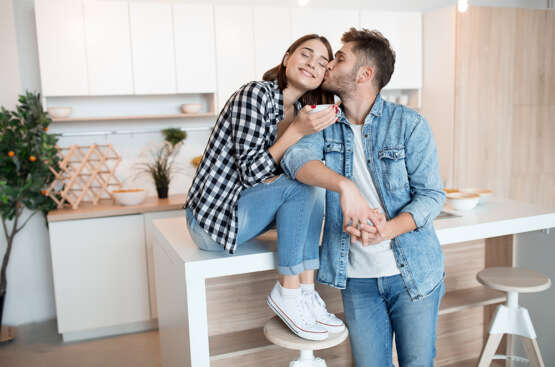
1,0,550,328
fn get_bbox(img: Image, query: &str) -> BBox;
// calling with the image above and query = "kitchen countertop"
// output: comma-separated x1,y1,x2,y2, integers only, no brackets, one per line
47,194,188,222
152,197,555,264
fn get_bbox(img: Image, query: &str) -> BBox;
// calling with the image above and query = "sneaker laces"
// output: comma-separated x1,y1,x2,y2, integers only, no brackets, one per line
293,295,318,325
304,291,331,319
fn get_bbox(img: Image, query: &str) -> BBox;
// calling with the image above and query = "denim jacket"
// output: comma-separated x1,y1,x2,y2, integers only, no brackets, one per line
281,94,446,300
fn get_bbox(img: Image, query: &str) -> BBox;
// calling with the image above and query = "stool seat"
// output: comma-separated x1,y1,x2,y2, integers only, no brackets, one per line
477,267,551,293
264,316,348,351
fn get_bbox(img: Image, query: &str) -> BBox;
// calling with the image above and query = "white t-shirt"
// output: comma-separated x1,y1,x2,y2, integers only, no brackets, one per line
346,123,400,278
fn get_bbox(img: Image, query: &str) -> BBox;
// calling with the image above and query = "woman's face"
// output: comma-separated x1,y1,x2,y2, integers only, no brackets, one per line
283,38,330,92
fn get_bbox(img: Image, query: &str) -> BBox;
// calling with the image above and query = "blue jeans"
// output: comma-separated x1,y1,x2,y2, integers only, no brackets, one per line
185,174,325,275
341,275,445,367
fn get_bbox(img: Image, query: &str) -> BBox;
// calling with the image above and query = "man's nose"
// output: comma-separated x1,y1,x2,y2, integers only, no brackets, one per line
326,60,336,71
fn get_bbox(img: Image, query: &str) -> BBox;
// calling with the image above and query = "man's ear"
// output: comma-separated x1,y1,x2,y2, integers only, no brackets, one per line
282,52,290,68
357,65,375,84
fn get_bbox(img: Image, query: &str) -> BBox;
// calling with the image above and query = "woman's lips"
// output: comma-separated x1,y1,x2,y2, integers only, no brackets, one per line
299,67,314,78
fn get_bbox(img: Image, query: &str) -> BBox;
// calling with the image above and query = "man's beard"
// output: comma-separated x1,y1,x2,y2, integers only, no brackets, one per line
322,68,358,99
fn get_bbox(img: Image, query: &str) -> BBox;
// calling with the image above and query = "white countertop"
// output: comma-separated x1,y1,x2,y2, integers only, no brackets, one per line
153,197,555,267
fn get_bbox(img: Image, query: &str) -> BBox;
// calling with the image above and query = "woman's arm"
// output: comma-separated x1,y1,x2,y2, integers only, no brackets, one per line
268,105,337,165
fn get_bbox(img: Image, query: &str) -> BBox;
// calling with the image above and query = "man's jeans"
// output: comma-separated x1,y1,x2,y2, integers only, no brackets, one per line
341,275,445,367
185,174,324,275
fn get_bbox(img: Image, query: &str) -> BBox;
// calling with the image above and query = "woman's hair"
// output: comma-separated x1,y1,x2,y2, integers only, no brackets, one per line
262,34,335,106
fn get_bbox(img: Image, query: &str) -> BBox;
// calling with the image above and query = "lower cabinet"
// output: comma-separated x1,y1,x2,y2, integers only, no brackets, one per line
48,210,184,337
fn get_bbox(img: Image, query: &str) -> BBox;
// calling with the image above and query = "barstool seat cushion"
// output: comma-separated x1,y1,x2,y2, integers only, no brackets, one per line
264,316,349,351
477,267,551,293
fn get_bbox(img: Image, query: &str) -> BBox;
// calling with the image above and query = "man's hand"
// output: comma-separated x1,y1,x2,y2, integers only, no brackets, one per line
338,180,378,243
346,210,393,246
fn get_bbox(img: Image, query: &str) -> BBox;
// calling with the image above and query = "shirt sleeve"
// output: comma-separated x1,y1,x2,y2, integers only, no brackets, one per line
400,115,446,228
229,82,278,187
281,131,325,179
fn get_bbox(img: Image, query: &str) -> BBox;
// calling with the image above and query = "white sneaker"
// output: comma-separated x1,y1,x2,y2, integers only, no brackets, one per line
266,282,329,341
303,290,346,333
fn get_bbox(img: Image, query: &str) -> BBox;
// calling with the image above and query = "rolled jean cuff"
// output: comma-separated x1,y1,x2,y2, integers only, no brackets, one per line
277,258,320,276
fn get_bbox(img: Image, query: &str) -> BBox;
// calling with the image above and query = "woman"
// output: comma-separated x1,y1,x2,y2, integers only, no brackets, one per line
184,34,344,341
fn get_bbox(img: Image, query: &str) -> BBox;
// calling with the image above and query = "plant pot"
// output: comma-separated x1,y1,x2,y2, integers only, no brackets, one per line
156,185,169,199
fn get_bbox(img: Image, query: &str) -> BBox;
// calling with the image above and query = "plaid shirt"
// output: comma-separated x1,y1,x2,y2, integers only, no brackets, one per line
184,80,300,254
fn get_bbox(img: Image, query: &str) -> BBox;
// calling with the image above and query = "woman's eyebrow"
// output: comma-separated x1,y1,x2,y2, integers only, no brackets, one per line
301,47,329,62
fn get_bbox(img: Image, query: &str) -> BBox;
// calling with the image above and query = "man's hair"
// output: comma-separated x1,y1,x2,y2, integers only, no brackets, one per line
341,27,396,91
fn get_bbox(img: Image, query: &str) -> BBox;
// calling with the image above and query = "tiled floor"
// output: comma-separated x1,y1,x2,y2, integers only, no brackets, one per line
0,319,161,367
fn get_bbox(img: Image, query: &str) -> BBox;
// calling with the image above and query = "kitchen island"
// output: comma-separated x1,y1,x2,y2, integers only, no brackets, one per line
152,197,555,366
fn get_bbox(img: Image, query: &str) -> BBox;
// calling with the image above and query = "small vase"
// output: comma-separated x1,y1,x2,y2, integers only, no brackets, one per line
156,185,168,199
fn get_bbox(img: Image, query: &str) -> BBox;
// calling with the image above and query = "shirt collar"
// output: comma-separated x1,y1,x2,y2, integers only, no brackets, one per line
337,93,384,125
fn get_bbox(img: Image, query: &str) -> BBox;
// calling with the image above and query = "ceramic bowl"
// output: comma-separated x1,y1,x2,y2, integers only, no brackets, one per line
459,188,493,204
446,192,480,211
112,188,146,206
180,103,202,114
47,106,72,118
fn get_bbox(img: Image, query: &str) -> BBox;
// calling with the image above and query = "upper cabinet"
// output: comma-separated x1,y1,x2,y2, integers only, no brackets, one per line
83,0,133,95
173,4,216,93
360,11,422,90
253,7,292,81
35,0,89,96
291,8,359,56
129,2,177,94
214,5,256,110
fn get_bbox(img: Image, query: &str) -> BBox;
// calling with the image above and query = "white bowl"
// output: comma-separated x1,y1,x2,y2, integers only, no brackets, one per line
112,189,146,206
180,103,202,114
47,106,72,118
459,188,493,204
446,192,480,211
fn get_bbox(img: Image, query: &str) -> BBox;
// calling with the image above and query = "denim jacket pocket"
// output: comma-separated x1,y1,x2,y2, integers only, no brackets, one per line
324,142,344,153
378,146,409,191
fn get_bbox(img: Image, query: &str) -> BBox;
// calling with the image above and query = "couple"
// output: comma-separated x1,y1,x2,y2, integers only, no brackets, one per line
184,27,446,366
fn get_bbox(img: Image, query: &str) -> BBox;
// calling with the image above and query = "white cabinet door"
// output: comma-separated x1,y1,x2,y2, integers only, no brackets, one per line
360,11,422,90
143,210,186,320
49,215,150,333
173,4,216,93
129,2,176,94
214,5,256,110
83,0,133,95
34,0,88,96
291,8,359,56
253,7,291,81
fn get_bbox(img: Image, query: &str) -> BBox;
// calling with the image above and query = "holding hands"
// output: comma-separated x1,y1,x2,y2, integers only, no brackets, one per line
338,180,393,246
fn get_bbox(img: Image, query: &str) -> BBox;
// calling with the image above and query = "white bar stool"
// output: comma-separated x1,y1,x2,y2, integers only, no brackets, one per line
476,267,551,367
264,316,349,367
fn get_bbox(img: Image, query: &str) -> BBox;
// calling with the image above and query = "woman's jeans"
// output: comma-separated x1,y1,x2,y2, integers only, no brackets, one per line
341,275,445,367
185,174,324,275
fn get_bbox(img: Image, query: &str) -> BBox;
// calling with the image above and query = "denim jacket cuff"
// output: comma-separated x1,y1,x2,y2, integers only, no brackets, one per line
401,204,427,229
281,148,321,180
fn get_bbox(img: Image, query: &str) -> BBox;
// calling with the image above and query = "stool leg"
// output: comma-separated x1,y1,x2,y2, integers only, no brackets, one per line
520,336,545,367
289,350,327,367
477,333,503,367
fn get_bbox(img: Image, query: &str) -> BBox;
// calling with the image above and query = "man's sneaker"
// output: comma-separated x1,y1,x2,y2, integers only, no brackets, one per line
303,290,346,333
266,282,328,341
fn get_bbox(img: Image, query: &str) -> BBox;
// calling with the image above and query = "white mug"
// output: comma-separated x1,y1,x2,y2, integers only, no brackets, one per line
309,104,336,114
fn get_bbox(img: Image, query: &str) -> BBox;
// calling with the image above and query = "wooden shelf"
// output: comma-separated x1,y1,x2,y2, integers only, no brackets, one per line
51,112,217,122
439,286,506,315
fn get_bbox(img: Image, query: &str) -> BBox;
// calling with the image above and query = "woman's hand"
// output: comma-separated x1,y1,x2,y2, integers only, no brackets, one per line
289,105,338,137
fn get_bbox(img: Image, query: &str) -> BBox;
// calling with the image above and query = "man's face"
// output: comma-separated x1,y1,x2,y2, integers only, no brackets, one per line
322,42,359,96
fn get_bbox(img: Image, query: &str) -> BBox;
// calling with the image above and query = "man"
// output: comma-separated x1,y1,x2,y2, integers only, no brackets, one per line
281,28,446,366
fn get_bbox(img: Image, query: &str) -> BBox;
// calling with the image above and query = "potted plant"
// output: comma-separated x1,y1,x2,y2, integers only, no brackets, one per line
0,92,60,341
135,128,187,199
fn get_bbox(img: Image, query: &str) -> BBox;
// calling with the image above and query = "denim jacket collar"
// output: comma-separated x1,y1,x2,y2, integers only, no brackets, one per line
337,93,384,126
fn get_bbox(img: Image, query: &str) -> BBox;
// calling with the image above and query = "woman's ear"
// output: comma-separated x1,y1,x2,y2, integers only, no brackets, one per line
282,52,290,68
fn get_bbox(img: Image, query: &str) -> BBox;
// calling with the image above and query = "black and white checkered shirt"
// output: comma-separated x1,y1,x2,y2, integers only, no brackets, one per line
184,80,300,254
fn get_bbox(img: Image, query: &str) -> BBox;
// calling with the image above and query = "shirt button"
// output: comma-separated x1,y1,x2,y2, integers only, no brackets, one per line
364,134,369,138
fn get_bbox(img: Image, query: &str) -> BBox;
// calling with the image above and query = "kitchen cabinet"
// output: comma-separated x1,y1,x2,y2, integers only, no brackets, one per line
173,4,217,93
47,196,187,342
253,7,292,81
214,5,256,110
359,10,422,90
34,0,89,96
129,2,176,94
83,0,134,95
291,8,359,55
48,214,151,334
